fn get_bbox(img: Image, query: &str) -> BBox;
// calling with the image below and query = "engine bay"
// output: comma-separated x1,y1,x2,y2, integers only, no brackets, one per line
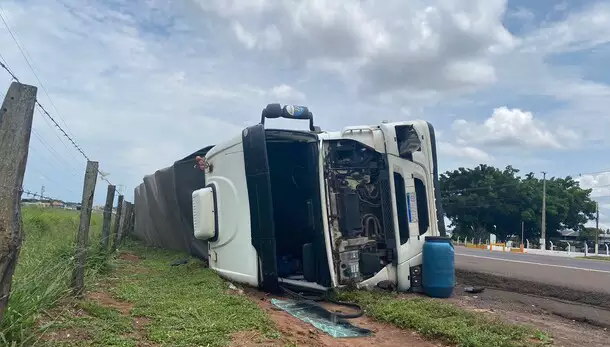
324,139,391,285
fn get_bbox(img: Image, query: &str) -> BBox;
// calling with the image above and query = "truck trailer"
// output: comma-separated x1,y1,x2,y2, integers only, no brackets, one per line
190,103,446,295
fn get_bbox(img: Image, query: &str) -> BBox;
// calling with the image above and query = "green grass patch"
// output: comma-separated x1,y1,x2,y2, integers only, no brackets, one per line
336,290,552,347
577,255,610,261
1,207,109,346
39,240,277,347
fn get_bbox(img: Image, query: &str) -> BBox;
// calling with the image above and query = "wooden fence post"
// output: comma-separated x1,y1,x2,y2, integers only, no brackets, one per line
100,185,116,250
126,202,134,239
126,202,135,237
118,202,132,244
112,195,124,250
129,203,136,235
119,202,129,243
0,82,37,323
70,160,99,297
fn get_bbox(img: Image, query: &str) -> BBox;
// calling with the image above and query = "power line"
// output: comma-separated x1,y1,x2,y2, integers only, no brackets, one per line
0,54,113,186
35,100,90,161
0,6,73,133
36,100,113,185
34,108,86,168
0,8,113,186
576,169,610,177
31,128,82,177
0,183,117,216
0,58,18,82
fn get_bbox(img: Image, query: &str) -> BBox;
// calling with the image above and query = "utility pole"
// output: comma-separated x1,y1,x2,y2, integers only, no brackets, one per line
521,221,524,245
596,201,600,255
40,185,45,199
541,171,547,250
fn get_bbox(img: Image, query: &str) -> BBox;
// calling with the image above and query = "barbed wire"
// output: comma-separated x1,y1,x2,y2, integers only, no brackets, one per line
0,183,125,216
0,59,18,82
30,128,82,178
0,56,113,186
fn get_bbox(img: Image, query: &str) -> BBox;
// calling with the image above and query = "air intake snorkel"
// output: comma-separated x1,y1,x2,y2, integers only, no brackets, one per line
260,103,322,133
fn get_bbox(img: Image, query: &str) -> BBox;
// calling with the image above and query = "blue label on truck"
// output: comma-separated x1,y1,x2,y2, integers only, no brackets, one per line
407,192,412,223
406,192,418,224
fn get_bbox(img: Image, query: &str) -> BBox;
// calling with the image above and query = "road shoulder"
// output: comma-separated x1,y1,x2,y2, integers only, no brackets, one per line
450,283,609,347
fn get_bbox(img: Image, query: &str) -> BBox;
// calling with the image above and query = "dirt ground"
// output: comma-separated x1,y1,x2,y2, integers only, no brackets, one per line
234,289,446,347
451,279,610,347
236,282,610,347
456,269,610,309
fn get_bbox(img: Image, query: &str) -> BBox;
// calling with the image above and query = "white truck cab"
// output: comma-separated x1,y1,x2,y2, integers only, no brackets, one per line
193,104,445,294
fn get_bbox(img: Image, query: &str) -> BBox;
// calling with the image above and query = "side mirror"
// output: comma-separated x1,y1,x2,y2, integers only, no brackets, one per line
192,186,218,241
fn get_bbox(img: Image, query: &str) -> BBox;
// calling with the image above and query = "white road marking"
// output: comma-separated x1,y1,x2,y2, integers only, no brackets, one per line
456,253,610,274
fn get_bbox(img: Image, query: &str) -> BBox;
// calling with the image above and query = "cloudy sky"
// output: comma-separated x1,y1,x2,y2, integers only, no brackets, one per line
1,0,609,228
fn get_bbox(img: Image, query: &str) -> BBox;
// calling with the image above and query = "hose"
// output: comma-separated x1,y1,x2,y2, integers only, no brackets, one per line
278,284,364,321
357,188,380,207
362,214,381,238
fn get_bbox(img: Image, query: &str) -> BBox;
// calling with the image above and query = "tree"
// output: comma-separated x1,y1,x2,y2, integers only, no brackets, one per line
441,165,597,242
440,165,521,241
577,227,601,242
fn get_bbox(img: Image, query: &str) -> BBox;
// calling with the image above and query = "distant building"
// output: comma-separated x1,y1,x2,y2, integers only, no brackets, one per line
22,201,50,207
50,201,64,208
558,228,610,243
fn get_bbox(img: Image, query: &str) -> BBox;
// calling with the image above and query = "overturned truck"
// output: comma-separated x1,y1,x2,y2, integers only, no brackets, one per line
133,146,214,259
135,103,447,296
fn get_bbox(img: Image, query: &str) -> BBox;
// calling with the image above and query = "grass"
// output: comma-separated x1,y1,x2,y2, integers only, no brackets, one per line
0,207,110,346
577,255,610,261
39,241,278,347
3,208,553,347
336,290,552,347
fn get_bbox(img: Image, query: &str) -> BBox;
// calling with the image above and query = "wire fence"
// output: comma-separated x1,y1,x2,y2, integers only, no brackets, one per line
0,59,134,344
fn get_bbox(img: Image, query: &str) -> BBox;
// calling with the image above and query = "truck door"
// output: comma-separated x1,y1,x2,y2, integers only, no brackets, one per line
242,123,279,293
389,157,430,291
380,122,439,291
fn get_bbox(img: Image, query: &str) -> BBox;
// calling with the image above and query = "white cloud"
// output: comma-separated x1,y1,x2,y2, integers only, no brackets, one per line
452,107,572,149
0,0,274,202
576,172,610,231
232,22,257,49
576,172,610,198
232,21,281,50
509,7,535,22
520,2,610,55
438,141,493,162
198,0,516,97
1,0,609,205
269,84,306,101
553,2,568,13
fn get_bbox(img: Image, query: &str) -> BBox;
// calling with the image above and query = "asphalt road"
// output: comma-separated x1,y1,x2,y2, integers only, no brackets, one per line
455,246,610,295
